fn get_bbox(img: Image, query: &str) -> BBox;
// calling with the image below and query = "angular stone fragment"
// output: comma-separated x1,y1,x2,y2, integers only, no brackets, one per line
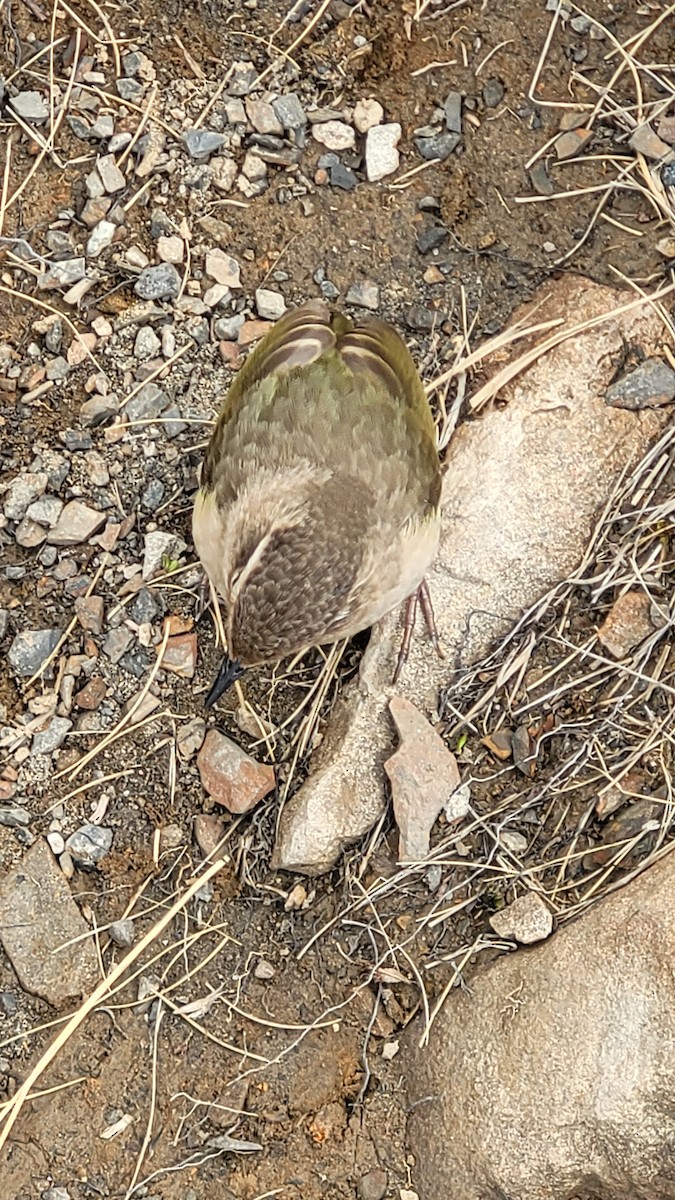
197,729,276,813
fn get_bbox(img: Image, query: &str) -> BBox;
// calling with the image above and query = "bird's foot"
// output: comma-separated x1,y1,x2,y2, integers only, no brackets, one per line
393,578,444,684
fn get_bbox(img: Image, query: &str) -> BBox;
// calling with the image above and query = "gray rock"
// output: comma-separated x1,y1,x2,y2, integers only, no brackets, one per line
214,313,245,340
8,628,60,677
47,500,106,545
406,852,675,1200
272,93,307,131
44,318,63,352
161,405,187,438
313,120,356,152
346,281,380,310
90,113,114,139
65,823,113,866
15,517,46,548
183,128,227,160
416,225,448,253
38,258,86,289
141,478,165,511
0,839,99,1005
142,530,186,580
32,717,73,755
211,156,238,193
444,91,463,134
130,586,161,625
330,162,358,190
109,918,135,947
0,610,8,641
80,394,118,426
133,325,162,360
255,288,286,320
273,277,670,874
116,77,144,102
96,153,126,193
9,90,49,122
0,805,31,828
414,131,460,161
606,357,675,409
45,356,70,381
102,625,133,663
25,495,64,527
489,892,553,944
135,263,181,301
3,471,48,520
629,123,672,161
483,77,505,107
227,60,257,96
365,123,401,181
86,219,116,257
125,381,170,421
241,150,267,182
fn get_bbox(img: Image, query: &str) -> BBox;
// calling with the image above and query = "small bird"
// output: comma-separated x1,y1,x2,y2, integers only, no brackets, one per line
193,300,442,707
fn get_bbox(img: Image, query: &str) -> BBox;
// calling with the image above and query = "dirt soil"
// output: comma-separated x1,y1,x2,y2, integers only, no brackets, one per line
0,0,674,1197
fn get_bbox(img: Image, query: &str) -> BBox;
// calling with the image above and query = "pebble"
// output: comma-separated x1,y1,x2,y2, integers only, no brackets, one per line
489,891,553,944
597,590,654,659
353,98,383,133
32,716,72,755
81,394,118,426
197,729,276,813
483,78,505,108
365,123,401,181
135,263,181,300
86,219,116,257
330,162,358,190
46,830,65,855
583,799,661,869
194,812,226,858
162,632,198,678
96,153,126,193
246,98,283,136
156,234,184,264
0,839,98,1005
416,225,448,253
385,696,462,861
47,500,106,545
45,356,70,381
183,128,227,159
117,78,144,103
44,318,63,352
178,716,206,759
102,626,133,663
74,676,107,709
238,319,271,346
8,628,60,676
109,918,135,948
357,1172,388,1200
254,958,275,980
125,380,170,421
15,518,46,548
142,530,186,580
605,358,675,410
444,91,463,134
205,249,241,288
66,823,113,866
255,288,286,320
629,124,672,161
3,471,48,520
414,131,460,161
10,90,49,122
130,587,161,624
134,325,162,359
529,160,554,196
555,128,593,159
74,595,105,634
313,120,356,151
215,313,245,341
346,281,380,310
272,93,307,131
38,258,87,289
211,157,238,192
241,150,267,182
0,610,9,641
0,805,31,828
663,162,675,187
141,478,165,510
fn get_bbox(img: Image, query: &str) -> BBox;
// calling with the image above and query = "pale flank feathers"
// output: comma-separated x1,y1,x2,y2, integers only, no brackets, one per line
192,300,441,667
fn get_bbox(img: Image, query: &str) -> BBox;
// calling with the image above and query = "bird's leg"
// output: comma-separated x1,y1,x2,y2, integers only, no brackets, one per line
194,571,211,624
393,591,418,684
392,579,444,684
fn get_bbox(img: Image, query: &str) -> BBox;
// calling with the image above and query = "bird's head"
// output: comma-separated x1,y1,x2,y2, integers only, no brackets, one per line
221,467,368,666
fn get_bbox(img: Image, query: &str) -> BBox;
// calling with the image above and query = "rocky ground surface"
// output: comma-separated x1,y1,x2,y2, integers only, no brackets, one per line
0,0,674,1197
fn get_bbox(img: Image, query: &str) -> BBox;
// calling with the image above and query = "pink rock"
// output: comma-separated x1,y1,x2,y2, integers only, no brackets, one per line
597,590,654,658
197,729,275,814
385,696,462,862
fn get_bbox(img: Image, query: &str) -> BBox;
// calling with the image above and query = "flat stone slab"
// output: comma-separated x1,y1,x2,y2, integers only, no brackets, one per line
405,850,675,1200
273,277,670,875
0,839,99,1006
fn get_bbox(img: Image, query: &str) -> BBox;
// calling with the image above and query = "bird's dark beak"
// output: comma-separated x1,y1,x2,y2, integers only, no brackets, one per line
204,656,245,708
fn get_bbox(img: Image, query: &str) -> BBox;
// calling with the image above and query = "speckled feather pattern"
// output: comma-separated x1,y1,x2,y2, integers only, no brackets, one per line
194,301,441,664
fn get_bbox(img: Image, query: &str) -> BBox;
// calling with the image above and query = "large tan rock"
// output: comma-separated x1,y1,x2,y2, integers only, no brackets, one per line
273,277,670,874
405,852,675,1200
